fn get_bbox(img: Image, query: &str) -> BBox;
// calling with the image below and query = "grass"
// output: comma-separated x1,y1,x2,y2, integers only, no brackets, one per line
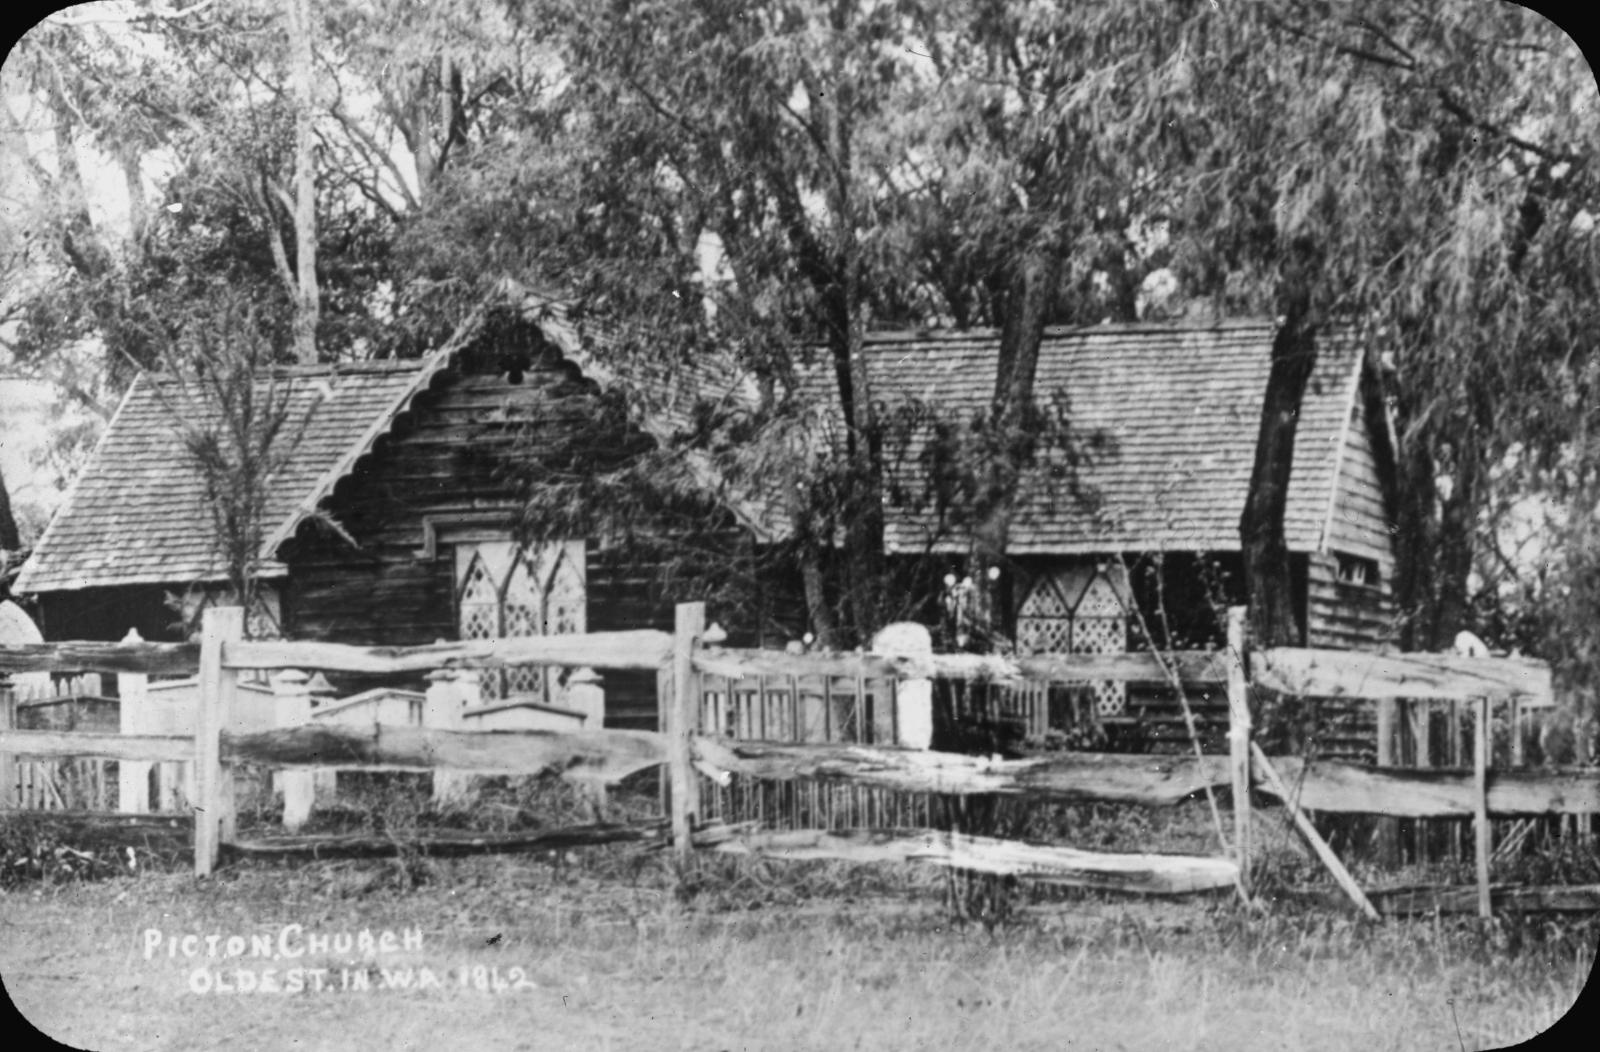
2,779,1594,1050
3,839,1593,1052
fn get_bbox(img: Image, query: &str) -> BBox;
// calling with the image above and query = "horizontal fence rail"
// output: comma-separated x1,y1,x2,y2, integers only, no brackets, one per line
1259,756,1600,817
696,825,1240,895
693,739,1235,807
0,632,677,677
9,727,1594,821
1256,648,1553,704
0,641,201,676
694,646,1231,686
226,631,674,674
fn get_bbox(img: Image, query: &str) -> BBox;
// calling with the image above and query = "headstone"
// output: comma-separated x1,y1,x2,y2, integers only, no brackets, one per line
871,622,934,749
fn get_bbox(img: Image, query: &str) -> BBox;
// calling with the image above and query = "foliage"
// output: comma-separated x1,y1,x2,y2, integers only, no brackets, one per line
148,291,314,634
0,1,1595,690
0,823,139,887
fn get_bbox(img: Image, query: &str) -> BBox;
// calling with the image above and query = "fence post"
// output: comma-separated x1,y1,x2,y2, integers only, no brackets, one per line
666,603,705,858
1509,696,1524,767
1375,698,1399,866
195,605,243,877
117,629,151,814
1411,701,1432,860
272,670,314,833
1226,606,1251,896
0,672,14,809
426,668,476,807
305,672,337,799
1474,694,1492,919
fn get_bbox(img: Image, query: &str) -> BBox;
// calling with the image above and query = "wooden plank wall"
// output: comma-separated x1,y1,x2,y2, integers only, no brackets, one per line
1309,393,1398,651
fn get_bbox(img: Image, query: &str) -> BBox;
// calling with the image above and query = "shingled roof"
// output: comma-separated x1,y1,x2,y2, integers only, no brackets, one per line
16,310,1379,594
12,294,778,596
794,320,1371,556
13,360,436,594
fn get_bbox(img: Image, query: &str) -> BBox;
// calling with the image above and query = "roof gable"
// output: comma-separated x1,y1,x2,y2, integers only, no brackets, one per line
14,361,432,594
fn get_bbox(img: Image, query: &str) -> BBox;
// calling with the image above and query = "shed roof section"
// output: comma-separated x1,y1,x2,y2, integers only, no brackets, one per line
14,362,429,593
793,320,1367,555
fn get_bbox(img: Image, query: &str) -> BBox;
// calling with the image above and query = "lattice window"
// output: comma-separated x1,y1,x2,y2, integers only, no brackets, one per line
501,552,547,698
1017,567,1128,717
1017,574,1074,656
455,540,586,706
1070,574,1127,717
545,547,585,636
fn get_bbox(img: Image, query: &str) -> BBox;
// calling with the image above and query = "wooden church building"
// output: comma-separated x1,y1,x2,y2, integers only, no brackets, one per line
15,308,1399,743
12,303,773,730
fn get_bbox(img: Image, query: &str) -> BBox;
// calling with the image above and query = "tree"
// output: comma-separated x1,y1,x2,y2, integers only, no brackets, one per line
403,0,935,645
152,291,315,635
285,0,321,362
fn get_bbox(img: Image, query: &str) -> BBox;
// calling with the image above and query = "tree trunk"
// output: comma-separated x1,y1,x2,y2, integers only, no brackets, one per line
1434,438,1479,648
971,246,1059,642
286,0,320,364
48,84,110,280
816,79,883,647
839,275,886,645
1392,438,1440,652
798,549,840,651
1241,240,1322,648
0,464,21,554
120,148,147,247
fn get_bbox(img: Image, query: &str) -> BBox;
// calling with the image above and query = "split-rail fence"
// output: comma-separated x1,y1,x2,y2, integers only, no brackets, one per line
1,603,1595,920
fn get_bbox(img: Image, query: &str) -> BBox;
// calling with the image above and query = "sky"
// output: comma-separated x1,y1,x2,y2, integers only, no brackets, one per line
0,377,69,541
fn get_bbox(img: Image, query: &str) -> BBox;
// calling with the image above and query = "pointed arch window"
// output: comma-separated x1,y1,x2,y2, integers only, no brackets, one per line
453,539,587,705
1017,564,1129,716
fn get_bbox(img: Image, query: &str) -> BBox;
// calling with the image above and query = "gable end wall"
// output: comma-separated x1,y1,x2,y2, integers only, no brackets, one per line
1308,391,1398,649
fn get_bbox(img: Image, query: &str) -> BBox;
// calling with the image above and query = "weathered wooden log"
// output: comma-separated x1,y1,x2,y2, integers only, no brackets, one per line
0,729,193,764
1256,756,1600,817
225,631,674,674
226,821,666,860
1256,648,1552,704
1251,744,1380,921
697,825,1239,895
0,642,200,676
693,738,1232,806
666,604,704,859
1286,883,1600,915
693,646,1229,686
222,724,668,784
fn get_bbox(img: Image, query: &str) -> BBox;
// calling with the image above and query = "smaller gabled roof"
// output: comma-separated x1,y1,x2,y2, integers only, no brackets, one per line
794,320,1373,556
14,360,432,594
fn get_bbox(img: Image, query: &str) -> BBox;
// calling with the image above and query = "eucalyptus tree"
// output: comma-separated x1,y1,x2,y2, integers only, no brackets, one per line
908,0,1598,653
402,0,950,645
